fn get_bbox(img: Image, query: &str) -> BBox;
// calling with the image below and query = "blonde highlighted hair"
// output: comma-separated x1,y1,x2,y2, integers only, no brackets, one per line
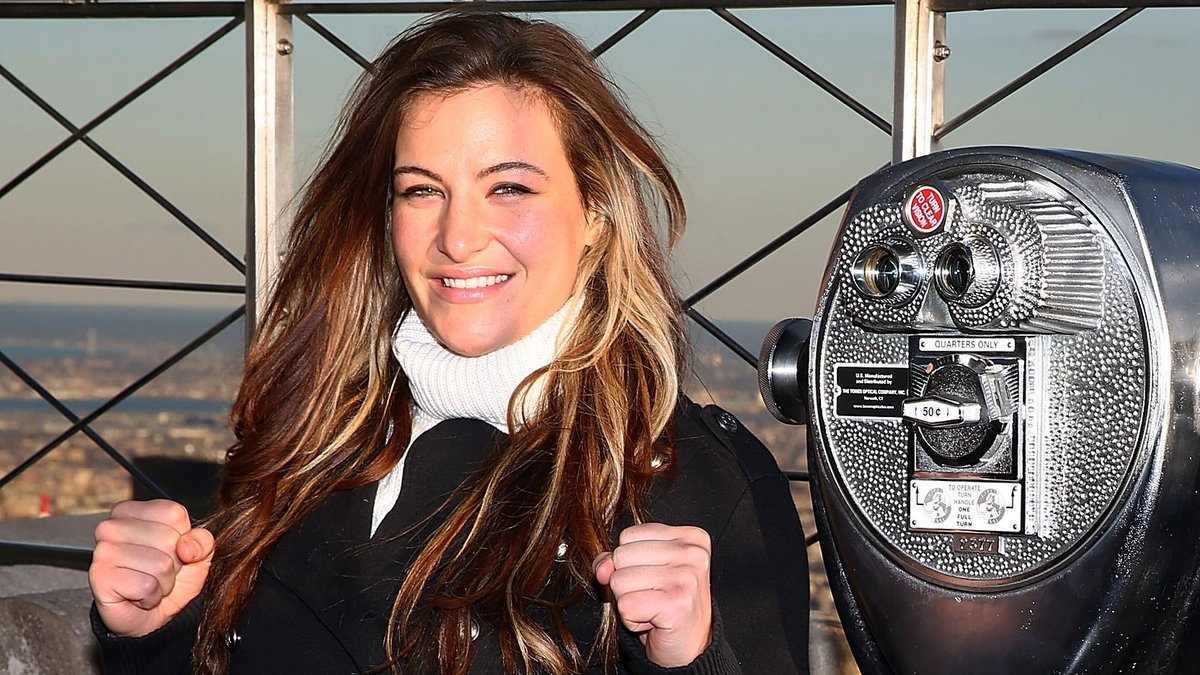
195,11,687,674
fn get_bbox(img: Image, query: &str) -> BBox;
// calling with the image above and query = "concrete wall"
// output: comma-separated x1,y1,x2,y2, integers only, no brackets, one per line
1,515,102,675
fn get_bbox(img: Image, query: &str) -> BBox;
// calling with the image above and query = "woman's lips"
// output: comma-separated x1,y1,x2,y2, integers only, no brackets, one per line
430,272,514,303
440,274,511,289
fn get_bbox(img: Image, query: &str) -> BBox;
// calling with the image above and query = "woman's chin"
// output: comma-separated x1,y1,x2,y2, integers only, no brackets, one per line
433,329,515,358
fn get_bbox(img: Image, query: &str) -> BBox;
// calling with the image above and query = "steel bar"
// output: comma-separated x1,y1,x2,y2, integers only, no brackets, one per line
296,12,374,70
933,0,1199,9
935,7,1143,140
281,0,889,14
247,0,295,336
4,0,1194,20
0,273,244,294
0,2,242,19
0,306,246,492
0,18,242,203
685,308,758,367
683,184,856,309
713,8,892,135
0,541,92,570
0,351,171,499
591,9,658,58
785,470,811,482
0,68,247,274
893,0,944,161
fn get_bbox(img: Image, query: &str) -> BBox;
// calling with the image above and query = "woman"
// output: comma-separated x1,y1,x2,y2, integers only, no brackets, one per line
89,11,808,674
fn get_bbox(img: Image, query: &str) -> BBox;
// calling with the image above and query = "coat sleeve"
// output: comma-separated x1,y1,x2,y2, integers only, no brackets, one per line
707,473,809,674
617,403,810,674
615,476,810,675
617,604,742,675
90,595,201,674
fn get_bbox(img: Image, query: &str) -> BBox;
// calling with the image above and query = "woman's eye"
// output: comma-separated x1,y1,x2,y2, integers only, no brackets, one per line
492,183,533,197
400,185,441,199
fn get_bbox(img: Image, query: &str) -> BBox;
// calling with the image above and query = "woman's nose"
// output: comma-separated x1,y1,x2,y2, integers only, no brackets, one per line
436,197,490,262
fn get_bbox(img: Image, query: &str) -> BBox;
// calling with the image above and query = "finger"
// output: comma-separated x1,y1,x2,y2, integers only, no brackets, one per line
614,588,669,633
610,539,710,572
91,541,181,607
94,566,169,611
593,552,615,586
94,517,187,556
618,523,710,551
177,527,215,565
607,562,705,603
108,500,192,536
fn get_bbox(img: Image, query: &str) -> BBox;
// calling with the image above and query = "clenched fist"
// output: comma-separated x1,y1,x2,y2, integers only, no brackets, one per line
594,523,713,667
89,499,214,638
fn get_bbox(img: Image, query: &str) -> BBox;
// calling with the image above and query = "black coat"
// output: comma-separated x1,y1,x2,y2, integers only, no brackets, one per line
94,401,809,674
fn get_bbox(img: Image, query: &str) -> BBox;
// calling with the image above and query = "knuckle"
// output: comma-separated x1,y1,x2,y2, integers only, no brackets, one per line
131,572,161,601
109,500,136,518
685,526,711,547
615,593,638,618
161,501,190,527
684,543,710,567
149,550,177,578
90,540,116,567
606,568,629,594
94,519,119,543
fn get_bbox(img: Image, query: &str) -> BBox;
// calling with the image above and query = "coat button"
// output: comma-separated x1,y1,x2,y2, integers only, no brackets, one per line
555,541,569,562
717,412,739,433
470,617,480,641
223,630,242,649
650,455,665,469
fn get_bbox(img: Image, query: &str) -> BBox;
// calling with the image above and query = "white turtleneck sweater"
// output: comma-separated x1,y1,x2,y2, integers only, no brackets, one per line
370,301,575,535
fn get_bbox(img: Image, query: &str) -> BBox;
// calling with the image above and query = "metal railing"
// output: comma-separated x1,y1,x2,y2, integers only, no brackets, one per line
1,0,1194,571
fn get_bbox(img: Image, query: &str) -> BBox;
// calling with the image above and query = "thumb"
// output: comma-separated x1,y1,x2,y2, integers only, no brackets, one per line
177,527,215,565
593,552,614,586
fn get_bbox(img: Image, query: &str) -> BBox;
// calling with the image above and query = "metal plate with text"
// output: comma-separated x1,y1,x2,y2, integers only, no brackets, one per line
909,479,1023,534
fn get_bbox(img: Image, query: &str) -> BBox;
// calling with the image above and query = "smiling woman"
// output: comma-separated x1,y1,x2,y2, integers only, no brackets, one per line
86,10,809,675
391,86,599,358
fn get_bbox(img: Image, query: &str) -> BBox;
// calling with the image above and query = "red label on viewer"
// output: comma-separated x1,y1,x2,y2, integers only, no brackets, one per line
905,185,947,235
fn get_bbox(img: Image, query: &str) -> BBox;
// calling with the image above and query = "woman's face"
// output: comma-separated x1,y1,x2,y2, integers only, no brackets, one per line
391,85,598,357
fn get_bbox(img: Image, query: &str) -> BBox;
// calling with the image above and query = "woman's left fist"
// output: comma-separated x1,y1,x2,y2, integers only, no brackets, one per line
594,523,713,667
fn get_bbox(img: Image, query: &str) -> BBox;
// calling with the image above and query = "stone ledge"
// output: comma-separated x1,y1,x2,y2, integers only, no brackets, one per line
0,514,100,600
0,587,100,675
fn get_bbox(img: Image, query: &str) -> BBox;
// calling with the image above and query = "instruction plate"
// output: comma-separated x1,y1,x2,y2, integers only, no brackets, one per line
909,479,1022,533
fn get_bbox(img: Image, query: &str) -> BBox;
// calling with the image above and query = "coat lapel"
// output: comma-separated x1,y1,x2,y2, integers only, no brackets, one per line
263,418,504,672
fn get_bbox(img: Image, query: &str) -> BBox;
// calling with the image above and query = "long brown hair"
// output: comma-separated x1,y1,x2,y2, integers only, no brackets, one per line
195,11,687,674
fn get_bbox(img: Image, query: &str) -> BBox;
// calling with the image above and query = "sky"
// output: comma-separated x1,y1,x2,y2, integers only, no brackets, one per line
1,5,1198,323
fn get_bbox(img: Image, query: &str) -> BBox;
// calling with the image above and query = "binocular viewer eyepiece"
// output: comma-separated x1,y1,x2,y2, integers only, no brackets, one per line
760,147,1200,675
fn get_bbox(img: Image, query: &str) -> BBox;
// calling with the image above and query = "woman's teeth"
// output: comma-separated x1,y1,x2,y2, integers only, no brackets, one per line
441,274,510,289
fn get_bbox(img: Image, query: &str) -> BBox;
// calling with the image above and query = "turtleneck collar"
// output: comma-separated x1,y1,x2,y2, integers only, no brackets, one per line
375,299,577,536
390,299,576,435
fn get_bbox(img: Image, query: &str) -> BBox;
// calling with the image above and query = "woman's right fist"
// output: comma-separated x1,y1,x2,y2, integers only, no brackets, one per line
88,499,214,638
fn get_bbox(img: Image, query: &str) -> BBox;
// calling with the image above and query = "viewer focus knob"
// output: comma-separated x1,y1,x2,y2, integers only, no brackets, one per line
758,318,813,425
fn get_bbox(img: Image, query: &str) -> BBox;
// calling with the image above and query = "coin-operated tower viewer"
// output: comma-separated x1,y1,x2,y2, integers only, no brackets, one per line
760,147,1200,674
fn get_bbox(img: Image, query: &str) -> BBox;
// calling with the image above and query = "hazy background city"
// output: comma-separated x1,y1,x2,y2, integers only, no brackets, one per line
2,5,1198,672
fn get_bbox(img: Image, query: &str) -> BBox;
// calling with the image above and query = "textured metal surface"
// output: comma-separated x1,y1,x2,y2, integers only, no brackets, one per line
796,147,1200,675
814,166,1147,582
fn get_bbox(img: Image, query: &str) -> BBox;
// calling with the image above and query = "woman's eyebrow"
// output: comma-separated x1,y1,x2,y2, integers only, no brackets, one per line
393,165,443,181
477,161,548,180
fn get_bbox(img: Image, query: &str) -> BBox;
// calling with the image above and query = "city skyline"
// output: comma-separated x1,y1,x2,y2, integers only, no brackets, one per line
2,7,1198,323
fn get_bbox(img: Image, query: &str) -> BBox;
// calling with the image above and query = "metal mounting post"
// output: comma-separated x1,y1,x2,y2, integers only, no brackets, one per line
894,0,946,163
247,0,295,339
